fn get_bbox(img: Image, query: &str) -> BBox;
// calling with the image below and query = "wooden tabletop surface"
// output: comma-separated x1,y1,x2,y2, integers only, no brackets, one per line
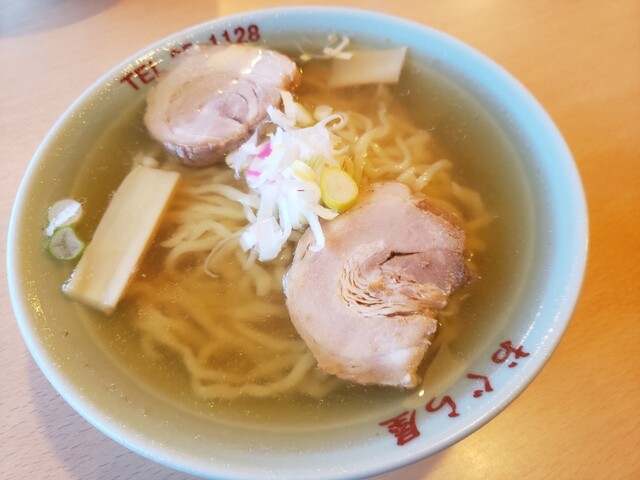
1,1,639,479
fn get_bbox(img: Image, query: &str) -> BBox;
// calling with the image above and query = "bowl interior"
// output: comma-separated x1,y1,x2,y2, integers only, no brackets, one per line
7,7,587,479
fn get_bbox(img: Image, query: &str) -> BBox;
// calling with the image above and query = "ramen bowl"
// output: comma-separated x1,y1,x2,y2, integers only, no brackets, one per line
7,7,587,479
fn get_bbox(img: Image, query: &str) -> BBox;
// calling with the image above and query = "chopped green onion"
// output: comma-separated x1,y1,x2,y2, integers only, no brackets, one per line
45,198,83,236
320,167,359,212
48,226,85,261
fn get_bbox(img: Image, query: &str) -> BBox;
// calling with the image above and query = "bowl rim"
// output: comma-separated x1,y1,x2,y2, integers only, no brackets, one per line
7,6,588,479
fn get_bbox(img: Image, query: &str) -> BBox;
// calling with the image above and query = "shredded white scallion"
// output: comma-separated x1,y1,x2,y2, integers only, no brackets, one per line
225,91,346,261
299,34,353,62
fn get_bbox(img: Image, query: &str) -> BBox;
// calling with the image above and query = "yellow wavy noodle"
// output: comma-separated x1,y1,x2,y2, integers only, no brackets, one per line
127,84,493,399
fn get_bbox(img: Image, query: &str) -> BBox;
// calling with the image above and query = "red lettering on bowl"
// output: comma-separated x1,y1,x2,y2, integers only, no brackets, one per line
379,410,420,446
425,395,460,417
492,340,530,368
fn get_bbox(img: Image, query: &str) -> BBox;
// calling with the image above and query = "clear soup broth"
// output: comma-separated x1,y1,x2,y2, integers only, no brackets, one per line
66,45,533,430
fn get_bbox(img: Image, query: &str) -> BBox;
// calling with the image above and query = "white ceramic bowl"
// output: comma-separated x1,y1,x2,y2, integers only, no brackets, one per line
7,7,587,479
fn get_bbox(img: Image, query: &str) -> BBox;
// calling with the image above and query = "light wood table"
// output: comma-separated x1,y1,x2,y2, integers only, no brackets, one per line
2,1,639,478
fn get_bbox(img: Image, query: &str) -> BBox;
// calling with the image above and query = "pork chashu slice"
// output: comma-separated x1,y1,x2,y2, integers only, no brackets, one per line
284,182,470,388
144,44,300,167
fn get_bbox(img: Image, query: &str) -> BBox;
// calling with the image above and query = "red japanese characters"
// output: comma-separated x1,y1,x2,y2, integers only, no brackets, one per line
379,340,530,446
119,24,263,91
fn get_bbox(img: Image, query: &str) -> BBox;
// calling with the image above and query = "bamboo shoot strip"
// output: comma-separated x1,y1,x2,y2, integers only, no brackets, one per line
64,166,180,314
